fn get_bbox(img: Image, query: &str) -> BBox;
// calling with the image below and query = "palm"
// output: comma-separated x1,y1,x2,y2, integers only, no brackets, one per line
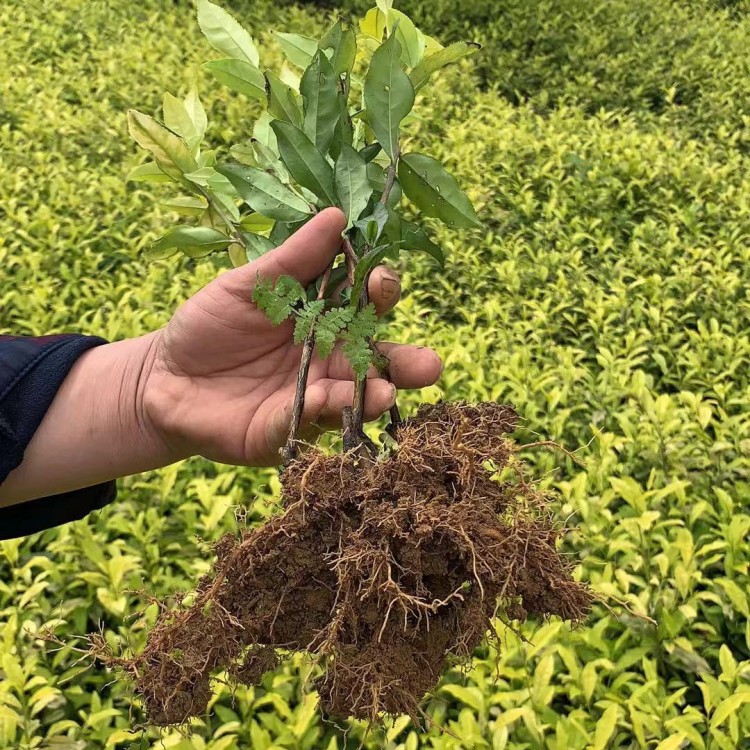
143,210,441,467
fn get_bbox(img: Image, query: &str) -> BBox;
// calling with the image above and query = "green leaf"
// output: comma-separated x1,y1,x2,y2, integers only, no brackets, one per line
266,72,303,128
217,164,312,223
315,307,353,357
252,275,306,325
342,304,378,378
293,299,326,344
398,152,481,228
203,58,265,100
149,225,232,259
300,51,341,155
269,219,307,246
382,203,402,243
410,41,481,91
161,196,208,217
401,219,444,265
330,105,353,161
127,110,198,182
351,244,395,306
385,9,425,68
355,202,389,245
253,111,278,151
241,213,275,233
197,0,259,66
274,32,318,69
253,140,291,183
229,142,257,166
184,88,208,141
163,93,202,153
366,161,386,193
126,162,172,183
271,120,336,205
184,166,237,195
335,144,372,228
319,19,357,75
364,33,414,160
242,232,275,261
360,143,382,163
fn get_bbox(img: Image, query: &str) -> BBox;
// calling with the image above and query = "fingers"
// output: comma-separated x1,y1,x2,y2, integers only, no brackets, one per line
367,266,401,316
302,378,397,432
325,342,442,388
329,265,401,315
262,377,397,461
221,208,347,299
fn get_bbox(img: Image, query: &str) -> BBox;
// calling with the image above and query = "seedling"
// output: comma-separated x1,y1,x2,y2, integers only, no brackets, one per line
118,0,591,726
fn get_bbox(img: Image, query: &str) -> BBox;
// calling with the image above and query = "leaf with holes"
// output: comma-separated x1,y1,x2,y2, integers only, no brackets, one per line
217,164,313,222
335,145,372,228
398,152,481,228
364,33,415,160
300,50,341,155
271,120,336,205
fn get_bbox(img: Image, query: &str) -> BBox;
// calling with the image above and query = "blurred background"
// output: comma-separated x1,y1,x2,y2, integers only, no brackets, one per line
1,0,750,747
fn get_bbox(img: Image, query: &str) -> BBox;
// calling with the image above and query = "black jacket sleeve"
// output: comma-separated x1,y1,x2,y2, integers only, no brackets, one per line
0,334,117,540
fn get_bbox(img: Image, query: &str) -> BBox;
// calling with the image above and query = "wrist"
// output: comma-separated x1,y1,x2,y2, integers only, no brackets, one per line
115,330,189,467
0,332,184,507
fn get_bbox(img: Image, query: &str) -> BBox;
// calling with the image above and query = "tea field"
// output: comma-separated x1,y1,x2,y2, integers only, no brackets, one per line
1,0,749,747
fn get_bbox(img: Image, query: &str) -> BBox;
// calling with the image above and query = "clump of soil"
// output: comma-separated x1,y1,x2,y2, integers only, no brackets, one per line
110,402,591,725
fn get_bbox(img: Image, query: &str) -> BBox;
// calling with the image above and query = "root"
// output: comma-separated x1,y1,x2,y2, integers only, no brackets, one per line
76,401,592,726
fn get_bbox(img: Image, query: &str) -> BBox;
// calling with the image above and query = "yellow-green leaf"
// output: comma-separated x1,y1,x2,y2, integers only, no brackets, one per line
197,0,259,66
410,41,481,91
127,110,198,182
203,58,265,100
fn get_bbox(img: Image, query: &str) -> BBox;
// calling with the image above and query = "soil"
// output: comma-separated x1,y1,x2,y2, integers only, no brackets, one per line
108,401,591,725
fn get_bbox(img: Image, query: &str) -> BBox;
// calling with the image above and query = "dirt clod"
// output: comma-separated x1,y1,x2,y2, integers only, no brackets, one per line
116,402,591,725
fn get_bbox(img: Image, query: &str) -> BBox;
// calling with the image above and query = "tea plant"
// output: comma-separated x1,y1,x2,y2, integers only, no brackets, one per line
129,0,481,461
114,0,590,726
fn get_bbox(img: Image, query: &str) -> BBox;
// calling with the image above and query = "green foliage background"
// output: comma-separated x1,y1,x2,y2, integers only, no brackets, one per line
2,0,750,747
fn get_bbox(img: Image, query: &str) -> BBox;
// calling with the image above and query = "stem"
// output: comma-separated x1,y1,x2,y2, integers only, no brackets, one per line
342,237,357,285
344,148,402,456
380,148,399,207
282,264,333,465
199,188,247,250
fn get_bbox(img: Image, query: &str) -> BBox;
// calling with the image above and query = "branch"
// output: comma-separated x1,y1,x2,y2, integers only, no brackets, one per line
281,264,333,466
342,237,357,286
379,146,400,206
345,147,402,456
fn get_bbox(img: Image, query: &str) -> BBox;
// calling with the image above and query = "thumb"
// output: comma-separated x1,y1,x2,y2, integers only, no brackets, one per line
220,208,347,298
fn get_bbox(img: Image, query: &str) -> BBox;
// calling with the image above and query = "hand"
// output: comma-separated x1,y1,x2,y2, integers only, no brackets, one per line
0,209,441,508
141,208,442,466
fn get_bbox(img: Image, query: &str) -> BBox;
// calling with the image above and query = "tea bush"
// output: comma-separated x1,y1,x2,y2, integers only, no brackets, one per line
1,0,749,748
337,0,750,148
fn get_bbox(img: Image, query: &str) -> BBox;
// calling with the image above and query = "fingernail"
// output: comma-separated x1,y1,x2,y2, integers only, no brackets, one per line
380,270,400,299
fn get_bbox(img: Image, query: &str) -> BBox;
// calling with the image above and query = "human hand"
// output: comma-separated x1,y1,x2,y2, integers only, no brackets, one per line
141,208,442,466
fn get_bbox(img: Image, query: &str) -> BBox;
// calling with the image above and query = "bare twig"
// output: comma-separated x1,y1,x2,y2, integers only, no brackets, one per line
346,147,402,455
342,236,357,285
282,264,333,465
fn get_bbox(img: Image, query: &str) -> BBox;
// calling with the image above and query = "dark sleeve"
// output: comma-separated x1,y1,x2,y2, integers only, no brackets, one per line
0,334,117,540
